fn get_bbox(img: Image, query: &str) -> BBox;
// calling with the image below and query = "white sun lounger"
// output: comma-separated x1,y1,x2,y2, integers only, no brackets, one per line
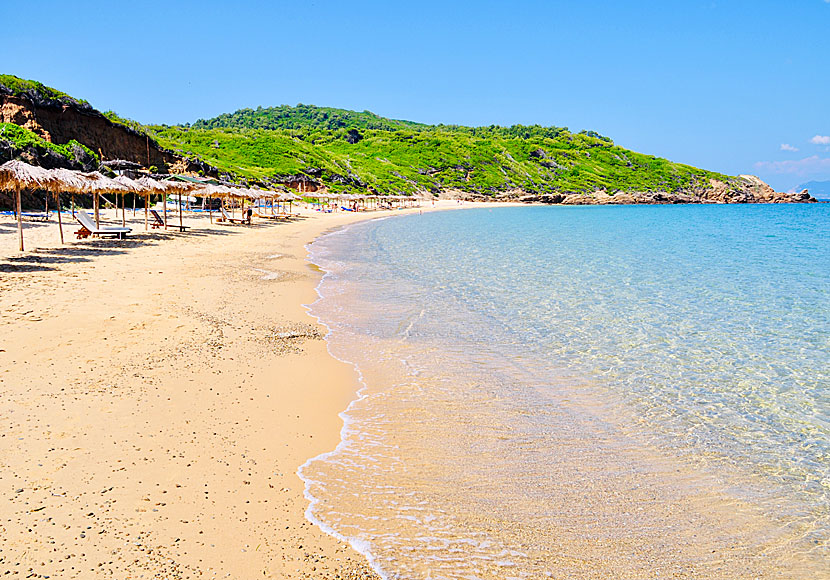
218,207,247,224
74,210,132,239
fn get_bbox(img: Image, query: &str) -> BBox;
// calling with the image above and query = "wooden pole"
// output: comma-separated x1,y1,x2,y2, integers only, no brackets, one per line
121,192,126,227
179,191,184,232
56,190,64,244
94,191,100,228
145,193,149,230
16,186,23,252
163,191,168,230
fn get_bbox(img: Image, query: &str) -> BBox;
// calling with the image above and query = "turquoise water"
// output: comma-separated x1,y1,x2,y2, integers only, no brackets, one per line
302,205,829,579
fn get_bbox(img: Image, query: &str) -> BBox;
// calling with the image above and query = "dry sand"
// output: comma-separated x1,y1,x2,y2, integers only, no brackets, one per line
0,200,489,579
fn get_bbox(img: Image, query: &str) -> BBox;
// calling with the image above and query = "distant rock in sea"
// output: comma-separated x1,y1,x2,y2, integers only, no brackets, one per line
793,180,830,200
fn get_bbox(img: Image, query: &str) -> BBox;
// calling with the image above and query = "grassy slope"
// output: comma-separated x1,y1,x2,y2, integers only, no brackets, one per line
0,122,97,164
0,73,731,196
151,115,729,196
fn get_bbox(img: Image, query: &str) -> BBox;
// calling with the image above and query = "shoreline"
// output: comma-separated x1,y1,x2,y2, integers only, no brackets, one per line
287,204,829,579
0,200,507,579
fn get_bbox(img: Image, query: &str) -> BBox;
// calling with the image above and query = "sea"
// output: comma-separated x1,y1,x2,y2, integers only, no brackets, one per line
300,204,829,579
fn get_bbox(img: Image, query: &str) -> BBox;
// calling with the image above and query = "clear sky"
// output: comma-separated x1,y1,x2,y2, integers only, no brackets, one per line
3,0,829,190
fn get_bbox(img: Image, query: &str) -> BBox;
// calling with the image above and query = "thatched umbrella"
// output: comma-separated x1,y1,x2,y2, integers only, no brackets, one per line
48,168,85,244
193,184,233,223
114,175,146,227
0,161,57,251
137,176,171,229
80,172,128,228
164,179,198,232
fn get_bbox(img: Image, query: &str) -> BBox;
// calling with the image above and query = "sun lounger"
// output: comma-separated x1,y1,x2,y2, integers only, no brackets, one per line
150,209,189,231
74,210,131,239
252,209,285,221
21,212,51,221
217,207,247,224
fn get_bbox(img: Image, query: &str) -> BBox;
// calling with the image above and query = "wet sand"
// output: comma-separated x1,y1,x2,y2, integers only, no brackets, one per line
0,201,490,579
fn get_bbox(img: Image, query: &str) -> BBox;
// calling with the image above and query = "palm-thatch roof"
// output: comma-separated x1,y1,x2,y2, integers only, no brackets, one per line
113,175,146,192
193,184,234,198
101,159,142,170
136,176,171,193
0,160,56,191
81,171,129,193
49,168,86,193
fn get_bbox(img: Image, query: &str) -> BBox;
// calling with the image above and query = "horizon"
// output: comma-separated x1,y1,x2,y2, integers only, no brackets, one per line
3,0,829,191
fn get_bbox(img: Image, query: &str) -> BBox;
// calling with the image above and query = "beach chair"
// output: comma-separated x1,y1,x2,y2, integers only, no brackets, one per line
21,211,51,222
217,207,247,224
150,209,189,231
252,208,283,221
267,208,295,220
74,210,132,239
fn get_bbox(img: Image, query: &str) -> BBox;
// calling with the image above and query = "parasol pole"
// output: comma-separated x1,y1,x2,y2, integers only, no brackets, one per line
16,185,23,252
179,189,184,232
145,194,149,230
163,190,168,230
55,190,64,244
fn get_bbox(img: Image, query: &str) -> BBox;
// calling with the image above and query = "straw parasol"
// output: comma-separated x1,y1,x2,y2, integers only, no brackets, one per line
0,161,57,251
113,175,147,228
193,183,234,223
136,176,171,229
164,179,199,231
80,172,128,228
48,168,86,244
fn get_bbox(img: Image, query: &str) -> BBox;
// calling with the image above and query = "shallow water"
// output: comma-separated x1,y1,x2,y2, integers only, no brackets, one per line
301,205,829,579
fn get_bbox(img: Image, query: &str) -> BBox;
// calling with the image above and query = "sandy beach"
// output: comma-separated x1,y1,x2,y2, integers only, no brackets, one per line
0,200,487,579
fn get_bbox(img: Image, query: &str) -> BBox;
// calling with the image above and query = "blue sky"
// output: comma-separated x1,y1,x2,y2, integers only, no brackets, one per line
3,0,828,190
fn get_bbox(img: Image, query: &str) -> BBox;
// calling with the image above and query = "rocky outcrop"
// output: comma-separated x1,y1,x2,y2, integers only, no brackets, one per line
271,173,322,192
519,176,817,205
0,90,218,177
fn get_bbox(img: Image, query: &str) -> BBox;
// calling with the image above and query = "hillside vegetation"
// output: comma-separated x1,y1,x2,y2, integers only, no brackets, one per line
0,74,88,107
0,73,734,197
0,122,97,169
148,106,730,196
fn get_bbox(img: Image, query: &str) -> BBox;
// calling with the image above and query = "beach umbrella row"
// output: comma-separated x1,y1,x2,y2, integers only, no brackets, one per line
2,160,383,251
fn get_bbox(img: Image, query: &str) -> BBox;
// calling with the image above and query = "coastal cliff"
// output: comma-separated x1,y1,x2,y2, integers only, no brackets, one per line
0,75,216,176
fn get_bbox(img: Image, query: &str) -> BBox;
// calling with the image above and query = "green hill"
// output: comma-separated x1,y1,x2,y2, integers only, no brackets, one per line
192,104,428,133
149,105,730,196
0,73,736,198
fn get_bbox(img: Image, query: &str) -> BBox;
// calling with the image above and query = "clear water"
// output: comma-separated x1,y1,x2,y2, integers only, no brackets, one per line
301,204,830,579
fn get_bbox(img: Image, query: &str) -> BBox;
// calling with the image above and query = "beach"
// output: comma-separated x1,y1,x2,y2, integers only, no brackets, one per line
2,201,827,579
0,201,481,579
